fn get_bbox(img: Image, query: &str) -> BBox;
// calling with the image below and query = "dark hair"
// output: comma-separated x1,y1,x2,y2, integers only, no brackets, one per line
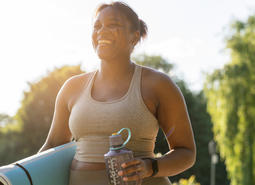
94,1,148,42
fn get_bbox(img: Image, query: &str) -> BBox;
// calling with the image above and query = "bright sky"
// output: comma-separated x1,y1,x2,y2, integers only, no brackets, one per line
0,0,255,116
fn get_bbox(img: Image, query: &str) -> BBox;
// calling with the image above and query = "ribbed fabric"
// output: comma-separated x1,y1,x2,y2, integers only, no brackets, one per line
69,64,159,162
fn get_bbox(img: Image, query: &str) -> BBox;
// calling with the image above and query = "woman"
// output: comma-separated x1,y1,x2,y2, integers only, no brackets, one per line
39,2,196,185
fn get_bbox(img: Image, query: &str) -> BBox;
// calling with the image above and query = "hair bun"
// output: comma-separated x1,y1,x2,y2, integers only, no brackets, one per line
139,19,148,40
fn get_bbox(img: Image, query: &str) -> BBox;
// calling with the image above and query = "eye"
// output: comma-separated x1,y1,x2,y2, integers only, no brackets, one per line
93,23,101,30
108,23,122,28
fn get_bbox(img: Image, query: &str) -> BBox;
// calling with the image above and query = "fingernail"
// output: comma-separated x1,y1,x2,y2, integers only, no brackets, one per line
118,171,123,176
123,177,128,181
121,163,126,168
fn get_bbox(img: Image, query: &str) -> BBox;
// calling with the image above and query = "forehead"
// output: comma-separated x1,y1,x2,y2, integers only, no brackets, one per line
94,7,126,23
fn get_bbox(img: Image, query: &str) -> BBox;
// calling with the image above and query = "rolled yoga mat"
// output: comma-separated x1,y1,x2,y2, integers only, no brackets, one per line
0,142,76,185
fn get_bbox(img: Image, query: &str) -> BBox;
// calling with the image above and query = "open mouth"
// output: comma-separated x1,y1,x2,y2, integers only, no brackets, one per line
98,40,113,45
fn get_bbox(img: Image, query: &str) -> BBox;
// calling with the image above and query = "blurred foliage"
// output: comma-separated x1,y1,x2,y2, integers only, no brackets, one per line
0,114,21,133
0,114,11,127
0,65,83,165
133,54,174,73
134,54,229,185
172,175,200,185
204,15,255,185
0,114,23,163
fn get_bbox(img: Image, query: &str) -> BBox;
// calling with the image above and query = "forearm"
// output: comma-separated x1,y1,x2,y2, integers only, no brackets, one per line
37,142,53,153
153,147,196,177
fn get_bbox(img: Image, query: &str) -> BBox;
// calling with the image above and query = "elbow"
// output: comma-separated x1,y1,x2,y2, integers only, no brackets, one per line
190,150,196,168
38,142,53,153
188,146,196,169
180,146,196,170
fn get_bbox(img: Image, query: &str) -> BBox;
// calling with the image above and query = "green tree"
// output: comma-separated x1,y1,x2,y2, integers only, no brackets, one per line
133,54,174,73
0,113,19,132
204,15,255,185
133,54,229,185
0,113,23,165
0,114,11,127
0,65,84,165
17,65,84,156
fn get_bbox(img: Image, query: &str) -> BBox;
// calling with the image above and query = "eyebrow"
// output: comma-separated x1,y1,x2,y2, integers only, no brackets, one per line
105,17,122,23
95,17,121,23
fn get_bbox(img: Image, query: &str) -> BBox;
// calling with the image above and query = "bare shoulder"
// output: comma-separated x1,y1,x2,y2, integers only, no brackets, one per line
62,71,94,91
140,65,181,98
140,66,189,134
57,71,95,110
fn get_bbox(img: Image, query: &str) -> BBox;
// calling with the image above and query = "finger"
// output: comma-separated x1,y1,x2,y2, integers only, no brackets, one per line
136,175,143,185
121,159,141,168
123,172,142,182
118,165,143,176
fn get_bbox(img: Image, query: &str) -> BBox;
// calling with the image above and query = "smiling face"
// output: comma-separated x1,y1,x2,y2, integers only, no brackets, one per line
92,7,139,61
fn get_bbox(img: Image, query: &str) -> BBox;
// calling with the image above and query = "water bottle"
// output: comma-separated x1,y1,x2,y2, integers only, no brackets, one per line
104,128,137,185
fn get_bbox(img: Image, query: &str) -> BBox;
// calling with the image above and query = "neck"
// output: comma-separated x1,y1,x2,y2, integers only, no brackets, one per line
98,57,135,82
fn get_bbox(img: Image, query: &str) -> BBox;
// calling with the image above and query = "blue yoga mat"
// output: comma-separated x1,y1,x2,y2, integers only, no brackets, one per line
0,142,76,185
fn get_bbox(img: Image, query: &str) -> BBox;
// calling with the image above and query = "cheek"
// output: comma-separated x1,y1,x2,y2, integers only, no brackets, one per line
91,32,97,49
114,28,131,46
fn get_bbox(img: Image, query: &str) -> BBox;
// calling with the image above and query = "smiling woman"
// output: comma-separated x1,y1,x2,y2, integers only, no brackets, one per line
92,3,147,62
38,1,196,185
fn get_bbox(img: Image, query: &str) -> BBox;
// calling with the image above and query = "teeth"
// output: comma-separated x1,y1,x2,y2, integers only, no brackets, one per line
98,40,112,44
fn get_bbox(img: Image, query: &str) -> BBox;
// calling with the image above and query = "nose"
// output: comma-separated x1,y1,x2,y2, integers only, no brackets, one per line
96,25,109,35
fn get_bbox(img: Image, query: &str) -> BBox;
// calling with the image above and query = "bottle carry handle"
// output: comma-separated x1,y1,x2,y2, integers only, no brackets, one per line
111,128,131,150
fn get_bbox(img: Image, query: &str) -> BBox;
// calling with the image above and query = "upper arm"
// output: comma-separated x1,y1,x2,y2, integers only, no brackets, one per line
44,77,75,147
156,74,196,153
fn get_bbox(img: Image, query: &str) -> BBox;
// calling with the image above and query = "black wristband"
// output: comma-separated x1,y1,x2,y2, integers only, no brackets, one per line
142,158,159,177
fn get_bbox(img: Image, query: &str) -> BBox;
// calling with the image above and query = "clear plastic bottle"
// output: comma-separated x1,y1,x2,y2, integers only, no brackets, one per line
104,128,137,185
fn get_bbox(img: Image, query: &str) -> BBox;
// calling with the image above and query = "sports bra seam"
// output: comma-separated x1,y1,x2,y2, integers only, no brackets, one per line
85,71,98,92
69,72,96,111
88,64,138,104
136,66,159,124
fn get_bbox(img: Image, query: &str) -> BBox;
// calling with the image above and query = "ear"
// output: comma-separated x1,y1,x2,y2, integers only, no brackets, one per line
131,30,140,47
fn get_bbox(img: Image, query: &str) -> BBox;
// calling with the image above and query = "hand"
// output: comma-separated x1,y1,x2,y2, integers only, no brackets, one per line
118,158,153,183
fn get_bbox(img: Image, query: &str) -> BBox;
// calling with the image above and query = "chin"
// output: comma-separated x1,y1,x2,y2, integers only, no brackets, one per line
96,48,118,61
97,51,111,60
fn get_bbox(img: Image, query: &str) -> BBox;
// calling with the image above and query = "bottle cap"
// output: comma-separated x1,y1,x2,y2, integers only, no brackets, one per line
109,134,123,147
109,128,131,150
